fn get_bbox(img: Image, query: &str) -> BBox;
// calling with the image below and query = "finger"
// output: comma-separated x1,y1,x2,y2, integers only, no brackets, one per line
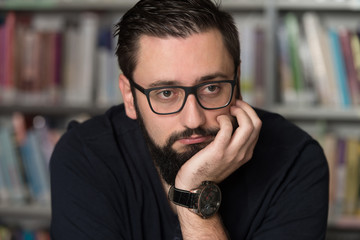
228,102,261,159
237,101,262,153
211,114,233,149
228,106,253,149
233,100,262,141
235,100,262,129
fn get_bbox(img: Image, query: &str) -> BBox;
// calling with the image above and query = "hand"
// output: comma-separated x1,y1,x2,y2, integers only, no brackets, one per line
174,100,262,190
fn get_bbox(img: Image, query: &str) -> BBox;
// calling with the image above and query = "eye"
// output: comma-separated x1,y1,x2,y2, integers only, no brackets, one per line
206,85,219,92
159,90,174,98
152,88,181,102
200,83,221,95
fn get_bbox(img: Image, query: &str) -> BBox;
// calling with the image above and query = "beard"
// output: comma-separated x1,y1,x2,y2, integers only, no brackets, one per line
134,105,219,185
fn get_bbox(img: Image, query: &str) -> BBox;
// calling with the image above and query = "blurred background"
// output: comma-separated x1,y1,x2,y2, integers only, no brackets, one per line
0,0,360,239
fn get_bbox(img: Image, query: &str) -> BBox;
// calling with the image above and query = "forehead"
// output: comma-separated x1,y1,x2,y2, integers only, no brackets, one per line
133,29,234,86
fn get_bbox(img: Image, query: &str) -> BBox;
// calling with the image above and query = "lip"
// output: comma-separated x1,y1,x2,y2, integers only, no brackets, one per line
177,135,212,145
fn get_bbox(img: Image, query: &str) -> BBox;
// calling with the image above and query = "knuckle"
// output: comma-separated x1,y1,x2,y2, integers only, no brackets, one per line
246,151,254,160
236,151,246,161
244,124,254,136
254,118,262,129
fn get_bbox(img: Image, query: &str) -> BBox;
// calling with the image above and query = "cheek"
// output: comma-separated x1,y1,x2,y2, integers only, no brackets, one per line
207,106,232,124
145,119,174,146
139,106,174,147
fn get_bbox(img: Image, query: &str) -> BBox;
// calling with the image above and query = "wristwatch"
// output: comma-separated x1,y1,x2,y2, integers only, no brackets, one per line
168,181,222,219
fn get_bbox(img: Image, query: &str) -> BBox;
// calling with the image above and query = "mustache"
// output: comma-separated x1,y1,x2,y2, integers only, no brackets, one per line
166,127,219,147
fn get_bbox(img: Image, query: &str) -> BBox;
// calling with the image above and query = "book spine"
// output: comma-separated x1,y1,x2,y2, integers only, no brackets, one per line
285,13,303,97
339,29,360,106
0,126,27,204
328,29,352,107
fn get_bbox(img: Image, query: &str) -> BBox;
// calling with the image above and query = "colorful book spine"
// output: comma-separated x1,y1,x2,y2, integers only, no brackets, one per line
1,12,122,108
328,29,352,107
0,126,27,204
0,226,49,240
285,13,303,96
19,130,50,204
339,29,360,106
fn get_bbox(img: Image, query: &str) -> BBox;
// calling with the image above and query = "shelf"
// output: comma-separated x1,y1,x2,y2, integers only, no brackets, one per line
221,0,267,11
1,104,359,121
3,0,358,12
0,104,109,116
271,106,360,121
0,0,267,12
0,0,134,11
0,204,51,230
276,0,360,11
0,204,51,219
329,216,360,231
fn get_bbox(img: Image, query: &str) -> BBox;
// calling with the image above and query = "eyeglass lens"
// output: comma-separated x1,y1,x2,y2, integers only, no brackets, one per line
148,81,233,114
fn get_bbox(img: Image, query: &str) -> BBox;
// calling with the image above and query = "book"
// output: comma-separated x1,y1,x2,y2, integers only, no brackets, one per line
0,125,10,204
62,18,80,105
333,138,347,218
328,28,352,107
96,25,122,107
1,12,123,108
0,227,50,240
32,14,64,104
285,13,304,103
234,14,265,106
32,115,57,167
0,227,11,240
344,138,360,215
15,14,42,104
64,13,99,106
320,134,338,216
339,29,360,106
302,12,338,106
0,125,28,205
0,15,6,102
0,12,16,103
19,129,51,205
277,20,297,105
351,31,360,100
253,26,266,107
234,14,255,105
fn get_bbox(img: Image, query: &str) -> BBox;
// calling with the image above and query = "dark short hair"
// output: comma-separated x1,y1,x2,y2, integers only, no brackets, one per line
114,0,240,80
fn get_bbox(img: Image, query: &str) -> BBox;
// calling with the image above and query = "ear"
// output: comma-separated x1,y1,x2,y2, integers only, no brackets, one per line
119,74,137,119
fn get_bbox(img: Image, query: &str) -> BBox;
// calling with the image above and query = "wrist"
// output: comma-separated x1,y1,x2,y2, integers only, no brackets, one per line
168,181,222,219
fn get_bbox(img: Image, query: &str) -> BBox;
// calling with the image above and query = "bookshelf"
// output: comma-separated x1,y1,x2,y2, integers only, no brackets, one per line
272,1,360,239
1,0,360,239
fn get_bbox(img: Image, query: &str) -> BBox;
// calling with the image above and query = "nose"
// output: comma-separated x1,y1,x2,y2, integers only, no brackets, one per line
179,94,206,129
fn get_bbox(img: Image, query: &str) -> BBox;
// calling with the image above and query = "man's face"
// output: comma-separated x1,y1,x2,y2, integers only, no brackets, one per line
127,29,237,185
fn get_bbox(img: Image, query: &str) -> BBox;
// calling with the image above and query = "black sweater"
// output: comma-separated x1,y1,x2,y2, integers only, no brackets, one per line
50,104,329,240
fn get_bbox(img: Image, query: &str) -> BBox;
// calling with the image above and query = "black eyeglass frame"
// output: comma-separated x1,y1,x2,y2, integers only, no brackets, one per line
130,71,238,115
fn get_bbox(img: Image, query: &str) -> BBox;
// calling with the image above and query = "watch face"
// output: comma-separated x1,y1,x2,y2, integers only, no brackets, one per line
198,184,221,218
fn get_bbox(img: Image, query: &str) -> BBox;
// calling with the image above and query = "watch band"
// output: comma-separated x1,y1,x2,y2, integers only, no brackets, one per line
168,182,221,219
169,185,197,209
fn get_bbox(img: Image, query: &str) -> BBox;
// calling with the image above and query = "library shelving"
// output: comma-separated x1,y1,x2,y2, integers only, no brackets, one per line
272,1,360,239
1,0,360,239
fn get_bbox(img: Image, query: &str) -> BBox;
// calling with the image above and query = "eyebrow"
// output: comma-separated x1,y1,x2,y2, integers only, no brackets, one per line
148,72,230,88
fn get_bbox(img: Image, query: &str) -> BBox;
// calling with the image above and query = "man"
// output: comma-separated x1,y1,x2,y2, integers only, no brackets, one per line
50,0,329,239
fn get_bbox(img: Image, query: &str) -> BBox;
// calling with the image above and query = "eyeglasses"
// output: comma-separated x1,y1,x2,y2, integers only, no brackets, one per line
130,72,237,115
